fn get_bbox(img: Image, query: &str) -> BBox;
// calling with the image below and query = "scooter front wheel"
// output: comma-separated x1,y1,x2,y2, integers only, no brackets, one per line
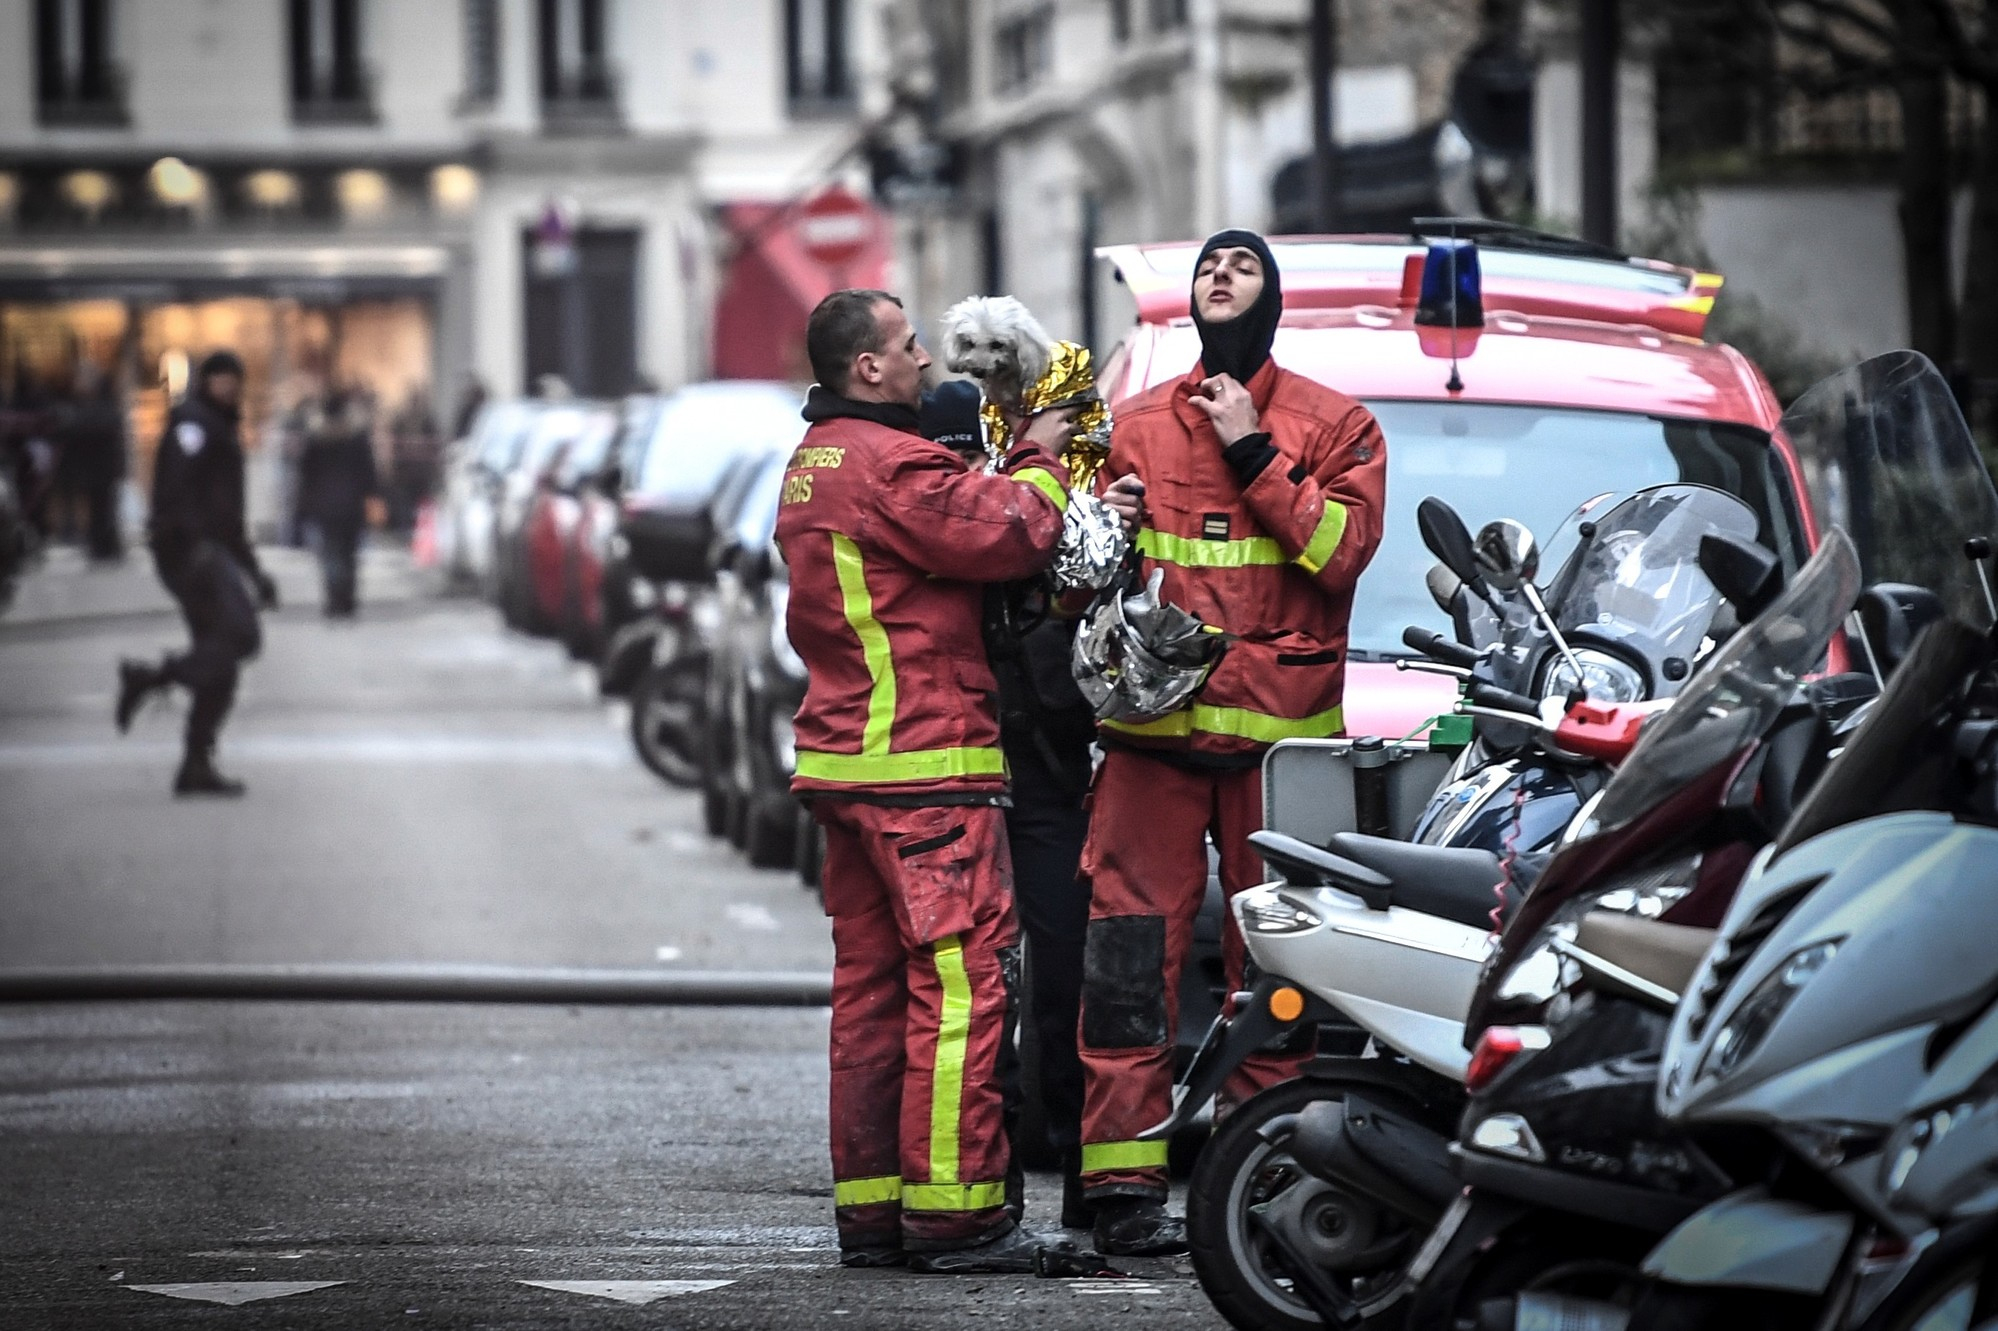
629,662,704,788
1188,1077,1419,1331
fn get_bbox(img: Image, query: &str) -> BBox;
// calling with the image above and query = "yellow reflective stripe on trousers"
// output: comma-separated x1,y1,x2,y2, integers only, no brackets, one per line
1010,467,1069,513
1102,703,1345,744
929,935,973,1190
902,1181,1008,1212
1081,1140,1171,1173
1136,528,1287,568
834,1175,903,1208
830,533,896,755
1296,500,1349,575
794,745,1007,784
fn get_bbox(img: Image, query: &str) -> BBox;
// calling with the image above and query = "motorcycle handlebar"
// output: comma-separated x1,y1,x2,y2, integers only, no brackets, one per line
1402,626,1481,670
1465,679,1542,716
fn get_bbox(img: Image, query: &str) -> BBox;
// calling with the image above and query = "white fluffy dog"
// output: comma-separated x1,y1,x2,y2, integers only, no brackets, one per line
938,295,1055,417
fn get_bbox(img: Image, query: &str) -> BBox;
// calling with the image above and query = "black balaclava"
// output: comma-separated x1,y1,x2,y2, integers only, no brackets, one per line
1191,229,1282,384
919,379,985,458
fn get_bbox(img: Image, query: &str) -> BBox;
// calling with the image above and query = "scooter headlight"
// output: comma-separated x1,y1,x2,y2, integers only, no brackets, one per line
1542,647,1647,704
1698,939,1841,1082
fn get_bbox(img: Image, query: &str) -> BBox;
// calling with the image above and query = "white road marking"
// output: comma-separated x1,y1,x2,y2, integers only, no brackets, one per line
1070,1279,1164,1295
655,945,684,962
518,1280,734,1305
128,1282,345,1306
726,903,781,932
664,830,705,853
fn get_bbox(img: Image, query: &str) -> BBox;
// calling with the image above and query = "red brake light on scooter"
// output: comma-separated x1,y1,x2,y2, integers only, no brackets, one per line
1465,1025,1551,1092
1553,699,1659,764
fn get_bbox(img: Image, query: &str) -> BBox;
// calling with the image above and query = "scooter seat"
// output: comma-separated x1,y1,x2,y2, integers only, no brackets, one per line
1324,833,1509,931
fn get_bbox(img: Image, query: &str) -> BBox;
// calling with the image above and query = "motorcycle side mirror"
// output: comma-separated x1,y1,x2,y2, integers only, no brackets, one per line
1418,497,1489,599
1856,583,1948,677
1473,518,1539,593
1425,562,1463,615
1698,534,1783,622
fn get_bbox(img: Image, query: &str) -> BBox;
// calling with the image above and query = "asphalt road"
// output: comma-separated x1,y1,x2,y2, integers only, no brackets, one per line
0,548,1221,1330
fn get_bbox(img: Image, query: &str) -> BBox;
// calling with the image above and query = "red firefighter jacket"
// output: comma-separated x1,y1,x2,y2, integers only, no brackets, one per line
776,411,1069,801
1097,358,1387,759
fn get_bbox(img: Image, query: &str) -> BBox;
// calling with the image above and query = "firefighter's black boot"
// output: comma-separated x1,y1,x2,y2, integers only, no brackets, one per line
115,659,164,733
174,748,246,797
1092,1199,1187,1256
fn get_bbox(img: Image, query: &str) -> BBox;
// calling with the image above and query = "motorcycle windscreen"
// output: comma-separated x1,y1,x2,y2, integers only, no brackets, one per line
1784,349,1998,631
1582,528,1862,839
1543,484,1758,693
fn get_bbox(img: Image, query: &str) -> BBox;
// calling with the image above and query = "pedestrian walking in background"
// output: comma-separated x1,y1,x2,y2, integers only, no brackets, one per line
114,349,278,796
1076,230,1389,1254
920,380,1100,1233
777,289,1074,1274
296,385,378,618
60,361,128,562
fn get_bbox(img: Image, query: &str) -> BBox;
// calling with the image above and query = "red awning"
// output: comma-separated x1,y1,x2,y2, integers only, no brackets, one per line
711,191,891,382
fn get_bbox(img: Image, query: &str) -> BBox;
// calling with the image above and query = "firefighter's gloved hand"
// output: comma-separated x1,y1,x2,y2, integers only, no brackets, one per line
253,570,280,610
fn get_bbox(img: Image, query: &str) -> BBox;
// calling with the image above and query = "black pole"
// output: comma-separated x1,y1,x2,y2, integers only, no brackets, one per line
1309,0,1340,231
1580,0,1619,246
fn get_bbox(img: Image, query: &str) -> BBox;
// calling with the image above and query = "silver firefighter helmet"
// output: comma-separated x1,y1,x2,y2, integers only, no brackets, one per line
1071,567,1228,723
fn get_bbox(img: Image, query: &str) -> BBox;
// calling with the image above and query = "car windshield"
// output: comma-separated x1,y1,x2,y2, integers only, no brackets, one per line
553,412,617,486
636,385,805,504
734,451,789,550
1356,400,1806,659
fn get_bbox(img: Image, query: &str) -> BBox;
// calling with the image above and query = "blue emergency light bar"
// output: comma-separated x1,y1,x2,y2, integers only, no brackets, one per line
1415,239,1484,329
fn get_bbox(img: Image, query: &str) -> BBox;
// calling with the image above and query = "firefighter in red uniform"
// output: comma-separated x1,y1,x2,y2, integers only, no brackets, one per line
1079,230,1389,1254
776,289,1075,1273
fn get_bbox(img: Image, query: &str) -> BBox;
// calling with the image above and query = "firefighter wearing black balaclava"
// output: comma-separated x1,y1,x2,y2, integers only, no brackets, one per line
1078,230,1389,1254
115,349,279,796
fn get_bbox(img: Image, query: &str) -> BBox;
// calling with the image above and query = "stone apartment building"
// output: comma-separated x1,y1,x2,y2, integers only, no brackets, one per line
0,0,890,515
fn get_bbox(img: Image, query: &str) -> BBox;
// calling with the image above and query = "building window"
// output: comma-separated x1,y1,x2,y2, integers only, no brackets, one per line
787,0,852,111
994,7,1052,94
35,0,126,126
290,0,373,123
464,0,501,104
538,0,619,128
1148,0,1185,30
1108,0,1130,43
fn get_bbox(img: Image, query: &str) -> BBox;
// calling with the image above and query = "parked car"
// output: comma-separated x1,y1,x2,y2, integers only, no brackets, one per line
493,402,610,632
433,399,539,590
563,394,665,663
702,448,805,869
522,406,619,643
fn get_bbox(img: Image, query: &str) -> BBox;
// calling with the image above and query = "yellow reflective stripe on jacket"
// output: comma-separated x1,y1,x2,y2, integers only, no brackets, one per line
1010,467,1069,513
1136,528,1287,568
902,1181,1008,1212
831,533,895,754
794,745,1006,784
1080,1139,1171,1173
834,1175,903,1208
1296,500,1349,575
1102,703,1346,744
929,936,972,1186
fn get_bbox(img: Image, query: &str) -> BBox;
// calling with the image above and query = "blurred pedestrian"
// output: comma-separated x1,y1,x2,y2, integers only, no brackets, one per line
114,350,279,797
387,388,439,532
921,380,1098,1231
451,374,488,441
296,385,379,617
60,361,129,562
777,290,1073,1274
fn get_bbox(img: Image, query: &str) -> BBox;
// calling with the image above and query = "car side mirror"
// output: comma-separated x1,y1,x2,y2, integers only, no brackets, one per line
1698,533,1783,622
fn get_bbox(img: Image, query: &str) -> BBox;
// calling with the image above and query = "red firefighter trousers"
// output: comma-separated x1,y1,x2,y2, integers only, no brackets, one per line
815,799,1019,1251
1077,749,1308,1200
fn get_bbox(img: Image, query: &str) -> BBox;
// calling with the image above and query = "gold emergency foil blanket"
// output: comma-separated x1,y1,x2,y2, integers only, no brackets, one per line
980,341,1113,490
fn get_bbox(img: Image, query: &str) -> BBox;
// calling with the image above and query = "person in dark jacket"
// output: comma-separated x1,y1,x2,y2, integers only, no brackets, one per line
114,350,279,796
61,362,129,562
920,380,1099,1232
296,385,379,617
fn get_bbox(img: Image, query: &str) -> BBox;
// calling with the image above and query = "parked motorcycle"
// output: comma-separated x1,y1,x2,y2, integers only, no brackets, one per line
1402,351,1993,1331
1170,483,1778,1331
